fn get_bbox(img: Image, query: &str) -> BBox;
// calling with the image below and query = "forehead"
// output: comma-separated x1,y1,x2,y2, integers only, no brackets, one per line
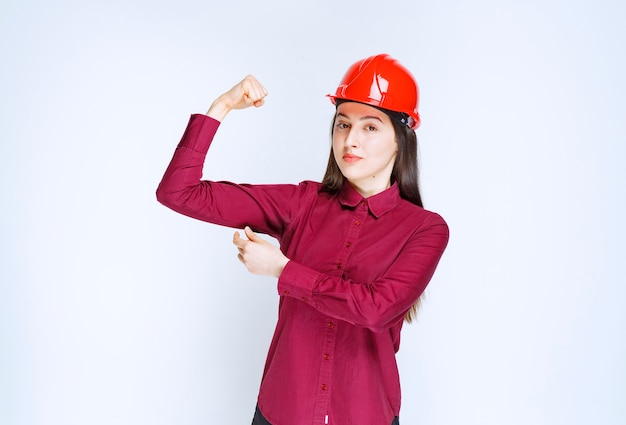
336,102,390,123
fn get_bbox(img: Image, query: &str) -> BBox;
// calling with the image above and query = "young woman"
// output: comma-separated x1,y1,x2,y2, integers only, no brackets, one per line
157,53,449,425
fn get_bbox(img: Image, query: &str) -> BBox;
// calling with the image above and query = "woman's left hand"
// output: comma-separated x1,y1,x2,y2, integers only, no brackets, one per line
233,226,289,278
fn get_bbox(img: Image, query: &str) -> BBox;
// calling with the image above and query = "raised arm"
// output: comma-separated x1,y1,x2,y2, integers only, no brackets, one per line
157,75,304,235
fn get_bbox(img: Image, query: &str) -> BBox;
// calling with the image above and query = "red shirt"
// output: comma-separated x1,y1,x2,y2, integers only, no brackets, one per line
157,114,449,425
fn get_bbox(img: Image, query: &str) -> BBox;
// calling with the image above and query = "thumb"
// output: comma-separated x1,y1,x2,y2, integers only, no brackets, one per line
244,226,261,242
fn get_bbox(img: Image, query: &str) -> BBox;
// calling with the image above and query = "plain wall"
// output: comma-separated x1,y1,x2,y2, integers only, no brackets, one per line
1,1,625,424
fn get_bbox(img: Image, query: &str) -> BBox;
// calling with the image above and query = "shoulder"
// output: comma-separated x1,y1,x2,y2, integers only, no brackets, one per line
397,198,449,233
296,180,326,197
298,180,323,190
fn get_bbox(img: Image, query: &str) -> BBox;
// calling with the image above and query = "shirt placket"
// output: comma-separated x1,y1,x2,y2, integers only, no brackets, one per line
313,200,369,425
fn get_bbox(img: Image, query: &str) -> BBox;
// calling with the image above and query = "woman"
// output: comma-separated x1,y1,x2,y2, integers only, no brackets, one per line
157,53,449,425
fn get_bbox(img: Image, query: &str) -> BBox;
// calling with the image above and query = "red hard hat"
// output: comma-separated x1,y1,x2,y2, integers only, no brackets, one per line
328,53,421,129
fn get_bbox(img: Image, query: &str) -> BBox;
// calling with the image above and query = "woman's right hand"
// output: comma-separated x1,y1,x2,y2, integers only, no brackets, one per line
206,74,268,121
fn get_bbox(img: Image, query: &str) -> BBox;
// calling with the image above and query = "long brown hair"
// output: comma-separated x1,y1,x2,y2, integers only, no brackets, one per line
321,103,424,323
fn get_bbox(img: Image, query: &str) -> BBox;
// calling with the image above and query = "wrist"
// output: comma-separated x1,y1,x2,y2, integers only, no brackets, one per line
275,258,289,278
206,96,231,122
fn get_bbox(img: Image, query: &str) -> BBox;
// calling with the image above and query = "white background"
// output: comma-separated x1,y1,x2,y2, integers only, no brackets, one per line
1,1,625,424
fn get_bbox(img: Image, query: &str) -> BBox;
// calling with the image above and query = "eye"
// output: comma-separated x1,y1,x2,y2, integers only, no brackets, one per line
336,122,350,130
365,124,378,132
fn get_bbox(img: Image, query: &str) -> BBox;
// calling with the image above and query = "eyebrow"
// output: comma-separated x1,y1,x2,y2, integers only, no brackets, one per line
336,112,384,123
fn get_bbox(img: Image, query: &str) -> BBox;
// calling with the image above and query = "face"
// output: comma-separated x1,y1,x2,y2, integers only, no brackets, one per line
332,102,398,197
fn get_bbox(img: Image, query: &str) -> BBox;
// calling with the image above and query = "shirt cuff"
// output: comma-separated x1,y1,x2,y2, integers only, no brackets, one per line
277,261,319,301
176,114,221,153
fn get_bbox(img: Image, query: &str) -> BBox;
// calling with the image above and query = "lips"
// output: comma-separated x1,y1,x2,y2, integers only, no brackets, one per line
343,153,362,163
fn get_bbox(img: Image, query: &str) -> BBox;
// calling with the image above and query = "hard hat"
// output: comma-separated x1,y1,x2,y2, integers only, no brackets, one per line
328,53,421,129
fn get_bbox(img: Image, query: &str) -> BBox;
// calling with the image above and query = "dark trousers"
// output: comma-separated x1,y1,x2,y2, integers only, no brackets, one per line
252,405,400,425
251,405,271,425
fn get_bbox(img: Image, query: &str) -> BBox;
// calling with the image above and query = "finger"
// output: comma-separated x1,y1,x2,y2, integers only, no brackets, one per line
246,90,267,107
244,226,260,242
243,76,268,105
245,74,267,93
233,231,245,248
243,76,266,97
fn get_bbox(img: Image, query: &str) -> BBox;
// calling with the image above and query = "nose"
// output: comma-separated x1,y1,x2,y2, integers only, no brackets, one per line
344,127,359,148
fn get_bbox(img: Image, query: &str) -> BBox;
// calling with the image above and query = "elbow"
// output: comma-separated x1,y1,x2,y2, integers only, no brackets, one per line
365,323,387,334
362,321,392,334
155,185,170,207
358,310,400,333
156,186,169,205
155,183,182,210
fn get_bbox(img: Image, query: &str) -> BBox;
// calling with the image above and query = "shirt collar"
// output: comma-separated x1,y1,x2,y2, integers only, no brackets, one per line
338,182,401,218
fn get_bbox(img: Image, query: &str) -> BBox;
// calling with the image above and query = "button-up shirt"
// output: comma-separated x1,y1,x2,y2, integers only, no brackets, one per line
157,114,449,425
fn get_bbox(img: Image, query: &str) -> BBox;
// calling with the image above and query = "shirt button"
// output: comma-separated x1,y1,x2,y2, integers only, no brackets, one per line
327,322,335,329
345,241,352,248
361,200,367,207
321,384,328,391
301,296,308,302
283,290,290,295
354,220,361,226
323,353,330,360
336,263,342,269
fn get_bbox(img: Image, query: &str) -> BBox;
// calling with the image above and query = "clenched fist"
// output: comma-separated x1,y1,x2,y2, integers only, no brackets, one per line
206,75,268,121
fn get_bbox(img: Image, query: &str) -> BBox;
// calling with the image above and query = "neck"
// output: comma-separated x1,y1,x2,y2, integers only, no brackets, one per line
348,178,391,198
